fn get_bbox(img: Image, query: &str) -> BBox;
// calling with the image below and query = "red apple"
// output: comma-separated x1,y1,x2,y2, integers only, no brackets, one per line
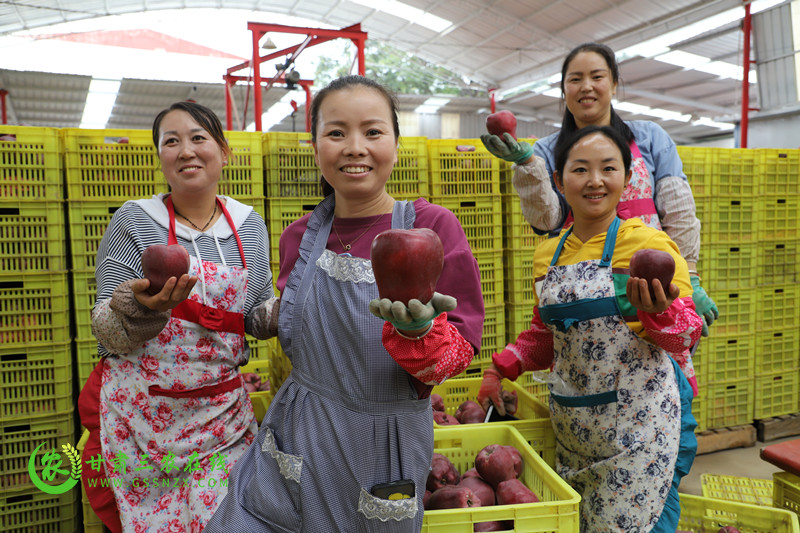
454,400,486,424
486,110,517,139
141,244,191,295
370,228,444,305
629,248,675,300
474,444,518,488
433,411,460,426
430,393,445,412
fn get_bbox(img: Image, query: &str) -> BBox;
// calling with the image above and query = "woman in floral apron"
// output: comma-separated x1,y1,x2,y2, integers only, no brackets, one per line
479,125,702,532
481,42,717,379
78,101,279,533
205,76,484,532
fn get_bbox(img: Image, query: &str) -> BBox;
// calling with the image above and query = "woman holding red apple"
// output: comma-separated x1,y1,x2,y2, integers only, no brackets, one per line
206,76,484,532
479,125,702,532
78,101,279,532
482,42,718,394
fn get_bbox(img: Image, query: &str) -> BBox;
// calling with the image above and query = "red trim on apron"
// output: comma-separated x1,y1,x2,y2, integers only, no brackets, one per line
169,299,245,335
149,375,243,398
563,140,658,227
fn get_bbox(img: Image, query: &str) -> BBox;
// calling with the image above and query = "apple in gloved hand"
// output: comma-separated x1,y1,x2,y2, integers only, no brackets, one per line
629,248,675,300
141,244,191,295
371,228,444,305
486,110,517,139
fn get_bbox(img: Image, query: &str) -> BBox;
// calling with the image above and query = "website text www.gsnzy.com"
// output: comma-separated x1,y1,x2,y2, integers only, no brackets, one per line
27,441,230,495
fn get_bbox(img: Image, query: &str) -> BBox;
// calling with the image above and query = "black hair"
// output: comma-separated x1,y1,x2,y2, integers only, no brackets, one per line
554,42,634,159
310,75,400,197
152,101,229,154
553,125,632,183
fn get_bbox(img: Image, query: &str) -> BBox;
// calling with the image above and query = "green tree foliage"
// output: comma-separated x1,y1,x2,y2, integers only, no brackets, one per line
315,40,482,97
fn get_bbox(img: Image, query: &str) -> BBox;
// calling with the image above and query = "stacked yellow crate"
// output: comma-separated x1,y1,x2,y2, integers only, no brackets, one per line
0,126,78,531
427,138,504,376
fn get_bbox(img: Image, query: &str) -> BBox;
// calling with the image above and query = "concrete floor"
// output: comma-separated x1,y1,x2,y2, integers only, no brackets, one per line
679,435,799,496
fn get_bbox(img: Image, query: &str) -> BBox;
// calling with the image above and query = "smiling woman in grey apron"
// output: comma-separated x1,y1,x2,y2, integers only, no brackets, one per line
78,102,278,533
479,126,702,532
205,76,484,533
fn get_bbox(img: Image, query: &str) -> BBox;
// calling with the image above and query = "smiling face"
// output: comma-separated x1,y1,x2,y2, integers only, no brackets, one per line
157,109,229,196
313,85,398,205
563,51,617,128
555,131,631,237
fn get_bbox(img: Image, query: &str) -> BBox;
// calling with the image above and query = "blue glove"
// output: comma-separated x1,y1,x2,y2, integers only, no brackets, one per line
369,292,457,334
690,275,718,337
480,133,534,164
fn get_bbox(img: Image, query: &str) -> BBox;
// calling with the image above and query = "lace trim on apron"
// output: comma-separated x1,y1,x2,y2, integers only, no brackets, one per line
357,488,418,521
262,427,303,483
316,249,375,284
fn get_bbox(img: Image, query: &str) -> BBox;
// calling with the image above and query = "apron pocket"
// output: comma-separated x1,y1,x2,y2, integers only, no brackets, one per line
357,488,418,533
550,389,621,459
242,426,303,531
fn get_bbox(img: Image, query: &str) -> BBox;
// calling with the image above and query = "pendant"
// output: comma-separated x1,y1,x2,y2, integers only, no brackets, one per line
344,244,352,251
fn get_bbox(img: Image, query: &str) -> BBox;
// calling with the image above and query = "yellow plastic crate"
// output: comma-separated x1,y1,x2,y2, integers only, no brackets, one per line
505,302,534,344
774,471,800,518
698,334,754,383
265,197,321,263
428,139,501,197
678,493,799,532
756,284,800,332
431,377,555,467
519,370,551,406
711,289,756,336
712,148,760,197
707,197,758,245
677,145,714,199
503,249,535,304
0,486,79,533
263,132,321,198
501,194,546,251
64,128,264,201
0,272,71,349
760,148,800,197
474,250,505,308
388,136,429,201
241,357,275,424
0,200,67,273
67,200,126,271
701,243,757,292
754,370,800,420
701,473,773,506
461,304,505,375
76,430,104,533
755,329,800,375
705,378,754,430
1,411,75,492
0,342,72,421
433,197,504,254
758,240,800,285
0,125,63,201
760,196,800,241
421,425,580,532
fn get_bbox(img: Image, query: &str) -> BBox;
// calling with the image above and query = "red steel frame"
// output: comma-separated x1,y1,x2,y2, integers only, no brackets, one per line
224,22,368,132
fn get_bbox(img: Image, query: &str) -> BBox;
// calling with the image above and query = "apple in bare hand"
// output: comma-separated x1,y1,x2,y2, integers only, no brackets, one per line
486,110,517,139
141,244,191,295
629,248,675,300
370,228,444,305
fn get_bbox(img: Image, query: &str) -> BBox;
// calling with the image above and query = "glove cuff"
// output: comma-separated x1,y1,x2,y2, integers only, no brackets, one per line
511,143,535,164
492,346,522,381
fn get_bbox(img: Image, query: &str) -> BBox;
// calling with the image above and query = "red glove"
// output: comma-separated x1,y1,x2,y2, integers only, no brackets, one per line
492,346,522,381
477,367,505,415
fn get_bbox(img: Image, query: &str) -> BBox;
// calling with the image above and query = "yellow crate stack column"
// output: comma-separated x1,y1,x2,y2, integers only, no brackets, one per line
0,126,78,530
427,138,503,377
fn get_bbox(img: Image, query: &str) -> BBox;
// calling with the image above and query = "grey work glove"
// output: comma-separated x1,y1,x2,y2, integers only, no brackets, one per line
480,133,534,164
368,292,457,333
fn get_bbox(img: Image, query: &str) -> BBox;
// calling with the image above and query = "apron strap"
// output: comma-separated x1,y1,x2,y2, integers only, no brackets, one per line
539,296,619,332
170,299,245,335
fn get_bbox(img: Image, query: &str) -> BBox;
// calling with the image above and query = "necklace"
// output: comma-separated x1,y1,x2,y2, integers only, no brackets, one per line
173,202,217,232
332,214,385,251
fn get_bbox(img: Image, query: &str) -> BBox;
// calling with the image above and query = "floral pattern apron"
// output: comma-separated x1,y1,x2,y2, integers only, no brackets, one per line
98,196,257,533
538,217,680,532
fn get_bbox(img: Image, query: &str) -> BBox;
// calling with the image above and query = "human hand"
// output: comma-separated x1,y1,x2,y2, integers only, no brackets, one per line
690,275,718,337
134,274,197,312
626,276,679,315
369,292,457,336
477,366,505,415
480,133,534,164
